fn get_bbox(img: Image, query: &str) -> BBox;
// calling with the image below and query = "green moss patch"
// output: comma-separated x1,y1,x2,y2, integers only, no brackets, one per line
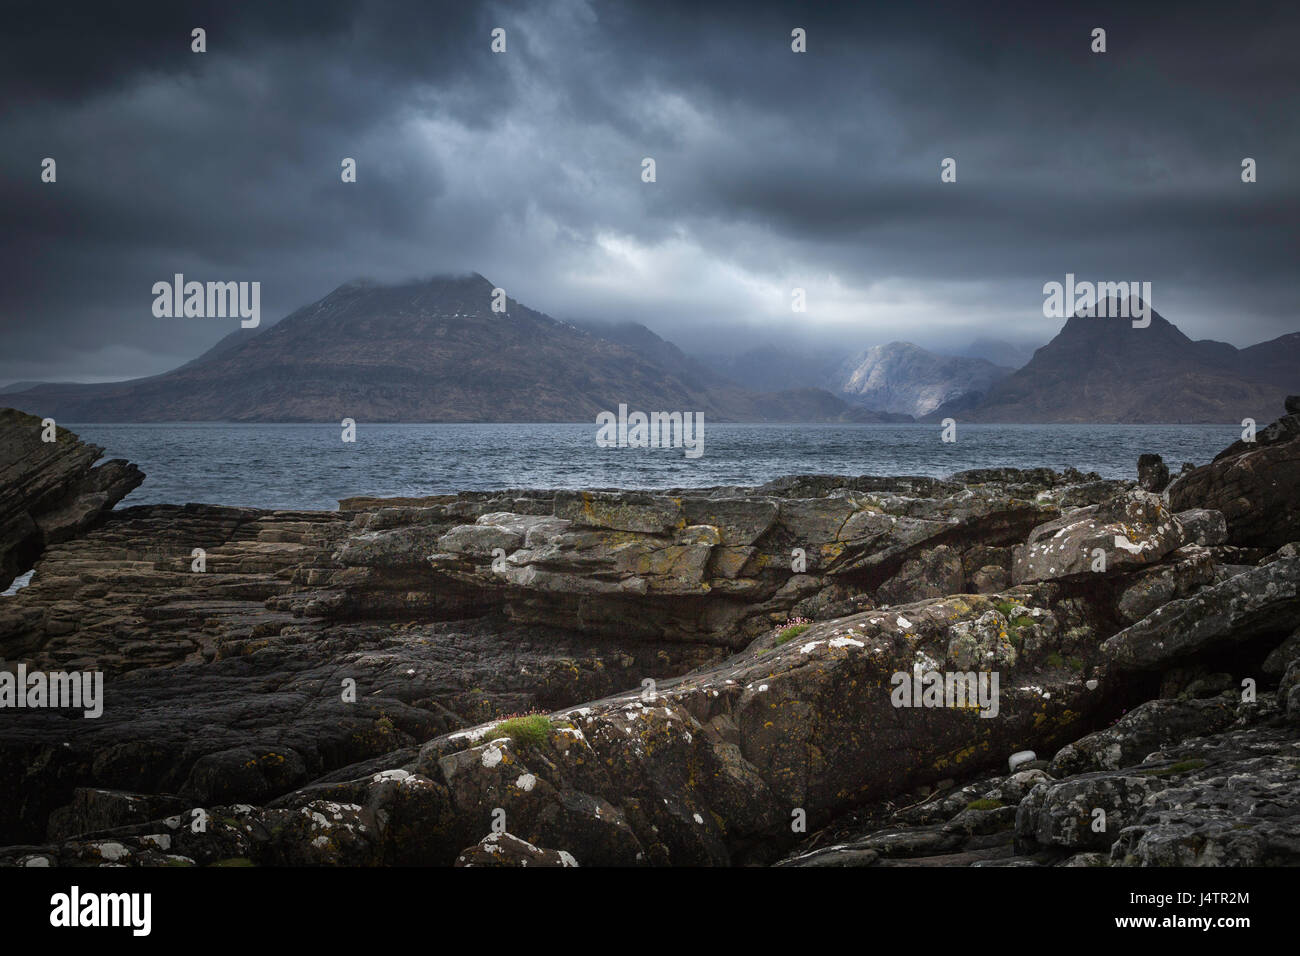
775,620,813,645
488,714,553,748
1045,651,1084,670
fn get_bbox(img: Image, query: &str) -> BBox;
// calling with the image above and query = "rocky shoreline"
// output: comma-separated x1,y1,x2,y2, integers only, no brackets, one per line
0,401,1297,866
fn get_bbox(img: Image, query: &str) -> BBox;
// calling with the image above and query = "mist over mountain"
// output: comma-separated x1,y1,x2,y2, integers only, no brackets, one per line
0,381,50,395
2,275,886,423
931,302,1298,423
7,279,1293,426
834,343,1013,418
945,338,1043,370
701,345,845,395
697,341,1011,420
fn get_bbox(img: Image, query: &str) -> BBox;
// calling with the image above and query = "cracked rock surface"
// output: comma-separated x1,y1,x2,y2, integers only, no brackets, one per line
2,401,1298,866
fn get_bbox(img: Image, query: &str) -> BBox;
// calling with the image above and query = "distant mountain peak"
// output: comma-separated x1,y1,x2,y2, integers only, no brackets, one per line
329,271,495,296
417,270,494,288
1061,296,1169,326
834,341,1012,417
1,277,870,424
941,306,1295,423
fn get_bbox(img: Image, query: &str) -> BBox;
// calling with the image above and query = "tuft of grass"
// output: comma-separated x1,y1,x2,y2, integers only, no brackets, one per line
775,618,813,645
965,798,1005,811
487,714,553,748
993,601,1035,647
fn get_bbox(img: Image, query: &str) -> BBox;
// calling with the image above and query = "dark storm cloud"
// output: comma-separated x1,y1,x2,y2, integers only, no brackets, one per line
1,0,1296,383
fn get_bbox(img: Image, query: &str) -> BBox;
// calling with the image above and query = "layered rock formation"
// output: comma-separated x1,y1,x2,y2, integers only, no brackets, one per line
1168,403,1300,548
0,408,143,591
1,401,1298,866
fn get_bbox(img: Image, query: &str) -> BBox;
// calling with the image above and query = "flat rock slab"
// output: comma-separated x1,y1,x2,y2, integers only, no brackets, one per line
1102,557,1300,670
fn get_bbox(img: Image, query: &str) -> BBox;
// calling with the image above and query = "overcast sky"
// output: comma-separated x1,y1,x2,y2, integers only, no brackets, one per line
2,0,1296,384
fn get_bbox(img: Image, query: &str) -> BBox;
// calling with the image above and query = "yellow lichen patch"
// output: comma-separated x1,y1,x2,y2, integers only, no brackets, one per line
933,743,978,770
819,542,846,561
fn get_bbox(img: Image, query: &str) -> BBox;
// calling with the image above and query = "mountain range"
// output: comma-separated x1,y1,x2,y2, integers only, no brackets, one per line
930,302,1297,424
2,275,890,423
4,282,1293,424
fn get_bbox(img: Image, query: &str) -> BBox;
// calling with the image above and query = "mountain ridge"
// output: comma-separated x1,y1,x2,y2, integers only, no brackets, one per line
4,275,890,424
10,284,1293,424
927,302,1296,423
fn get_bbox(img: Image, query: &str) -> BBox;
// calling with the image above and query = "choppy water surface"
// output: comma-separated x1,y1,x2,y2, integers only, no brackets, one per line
66,422,1239,512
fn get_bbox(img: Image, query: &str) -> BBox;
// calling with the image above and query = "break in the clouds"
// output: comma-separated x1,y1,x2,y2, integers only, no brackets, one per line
1,0,1297,384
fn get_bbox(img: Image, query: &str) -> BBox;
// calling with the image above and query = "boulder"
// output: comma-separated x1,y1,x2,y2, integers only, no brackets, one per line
1136,453,1170,493
1174,508,1227,547
1047,698,1238,777
969,565,1009,594
455,832,578,867
1016,774,1160,851
46,788,187,843
1012,490,1184,584
1167,403,1300,548
1113,545,1217,624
